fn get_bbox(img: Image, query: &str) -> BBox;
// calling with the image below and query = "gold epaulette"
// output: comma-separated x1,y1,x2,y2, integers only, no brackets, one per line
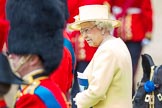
12,76,48,107
23,80,40,95
12,81,40,107
16,76,48,96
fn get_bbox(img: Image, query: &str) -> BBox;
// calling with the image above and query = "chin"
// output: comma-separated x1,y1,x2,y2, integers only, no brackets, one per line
88,44,97,47
88,43,93,46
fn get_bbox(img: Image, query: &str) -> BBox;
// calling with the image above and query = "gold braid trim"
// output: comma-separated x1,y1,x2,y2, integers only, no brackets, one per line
125,15,132,40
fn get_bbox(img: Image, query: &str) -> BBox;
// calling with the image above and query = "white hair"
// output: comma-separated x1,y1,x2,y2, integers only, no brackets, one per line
94,21,113,32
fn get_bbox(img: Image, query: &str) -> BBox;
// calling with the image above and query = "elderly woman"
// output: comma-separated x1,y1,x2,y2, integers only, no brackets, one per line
70,4,133,108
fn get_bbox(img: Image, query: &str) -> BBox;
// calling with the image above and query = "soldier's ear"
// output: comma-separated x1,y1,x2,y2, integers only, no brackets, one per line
29,55,42,66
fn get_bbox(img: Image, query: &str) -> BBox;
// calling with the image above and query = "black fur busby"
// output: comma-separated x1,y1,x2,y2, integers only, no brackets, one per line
0,53,26,84
6,0,68,74
61,0,69,21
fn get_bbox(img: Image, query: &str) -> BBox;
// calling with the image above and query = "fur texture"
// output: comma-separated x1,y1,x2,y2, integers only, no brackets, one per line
6,0,67,74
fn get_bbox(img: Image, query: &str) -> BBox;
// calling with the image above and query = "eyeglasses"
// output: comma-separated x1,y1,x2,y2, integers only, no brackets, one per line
80,25,96,35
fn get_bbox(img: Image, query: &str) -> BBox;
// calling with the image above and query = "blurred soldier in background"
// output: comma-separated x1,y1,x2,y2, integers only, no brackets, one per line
49,0,76,106
50,30,76,106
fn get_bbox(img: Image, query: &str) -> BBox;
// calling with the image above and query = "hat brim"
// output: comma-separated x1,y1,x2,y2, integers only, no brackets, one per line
69,19,121,30
0,53,28,85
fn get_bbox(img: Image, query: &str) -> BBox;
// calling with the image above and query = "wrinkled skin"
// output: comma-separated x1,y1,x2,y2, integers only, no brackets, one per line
133,54,162,108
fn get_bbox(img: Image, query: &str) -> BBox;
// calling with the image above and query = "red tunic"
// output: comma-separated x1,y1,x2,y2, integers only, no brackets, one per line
107,0,153,42
0,0,6,20
50,31,76,94
15,77,69,108
0,99,7,108
67,0,109,23
0,0,9,52
0,19,9,52
50,47,73,94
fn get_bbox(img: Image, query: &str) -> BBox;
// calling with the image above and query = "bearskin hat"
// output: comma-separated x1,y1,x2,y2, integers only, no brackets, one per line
6,0,68,74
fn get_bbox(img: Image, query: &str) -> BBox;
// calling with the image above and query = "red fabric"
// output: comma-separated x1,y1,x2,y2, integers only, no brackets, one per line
50,47,73,94
67,0,79,23
0,0,6,20
141,0,153,33
67,0,109,23
40,79,68,108
0,19,9,52
0,0,9,52
50,30,74,94
108,0,153,42
0,99,7,108
78,0,108,6
15,78,68,108
16,94,47,108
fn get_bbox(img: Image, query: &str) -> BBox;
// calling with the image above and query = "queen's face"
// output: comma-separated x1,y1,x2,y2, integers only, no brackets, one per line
80,22,103,47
